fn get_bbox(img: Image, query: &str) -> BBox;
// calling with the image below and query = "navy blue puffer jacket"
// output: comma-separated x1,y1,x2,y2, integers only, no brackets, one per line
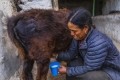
57,28,120,80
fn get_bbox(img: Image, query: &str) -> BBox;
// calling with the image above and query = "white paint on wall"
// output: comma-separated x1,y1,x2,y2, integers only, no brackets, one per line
93,14,120,51
19,0,53,11
103,0,120,14
0,0,16,17
0,0,21,80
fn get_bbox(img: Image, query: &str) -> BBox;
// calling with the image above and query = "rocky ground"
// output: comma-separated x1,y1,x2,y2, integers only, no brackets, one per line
9,62,66,80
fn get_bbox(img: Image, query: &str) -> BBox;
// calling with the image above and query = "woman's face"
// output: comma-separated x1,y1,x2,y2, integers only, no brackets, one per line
68,22,88,41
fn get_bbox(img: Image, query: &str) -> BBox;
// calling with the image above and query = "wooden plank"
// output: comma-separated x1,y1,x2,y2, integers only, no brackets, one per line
52,0,59,11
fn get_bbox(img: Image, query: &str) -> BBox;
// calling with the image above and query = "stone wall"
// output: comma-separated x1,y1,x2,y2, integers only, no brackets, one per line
93,14,120,51
0,0,54,80
19,0,53,11
0,0,21,80
103,0,120,14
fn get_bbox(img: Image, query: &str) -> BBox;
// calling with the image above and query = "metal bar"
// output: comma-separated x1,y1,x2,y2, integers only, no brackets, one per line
92,0,95,16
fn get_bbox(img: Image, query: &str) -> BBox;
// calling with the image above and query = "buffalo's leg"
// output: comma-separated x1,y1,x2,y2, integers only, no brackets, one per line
21,58,34,80
36,59,50,80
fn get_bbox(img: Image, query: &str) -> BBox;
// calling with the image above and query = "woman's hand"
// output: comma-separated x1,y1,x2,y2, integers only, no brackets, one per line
58,66,67,74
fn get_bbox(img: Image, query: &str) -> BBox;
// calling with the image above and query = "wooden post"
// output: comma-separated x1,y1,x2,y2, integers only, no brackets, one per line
52,0,59,11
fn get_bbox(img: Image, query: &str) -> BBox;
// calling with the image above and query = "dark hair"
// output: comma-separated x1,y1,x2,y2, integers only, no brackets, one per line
67,8,93,29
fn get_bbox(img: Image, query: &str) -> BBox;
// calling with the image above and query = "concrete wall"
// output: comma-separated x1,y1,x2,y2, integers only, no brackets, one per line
0,0,53,80
93,14,120,51
19,0,53,11
103,0,120,14
0,0,21,80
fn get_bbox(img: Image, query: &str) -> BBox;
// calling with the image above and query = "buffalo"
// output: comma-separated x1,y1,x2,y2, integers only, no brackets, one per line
7,9,72,80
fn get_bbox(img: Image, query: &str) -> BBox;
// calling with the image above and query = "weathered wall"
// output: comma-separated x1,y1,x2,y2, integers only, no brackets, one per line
19,0,53,11
3,0,54,80
0,0,21,80
93,14,120,51
103,0,120,14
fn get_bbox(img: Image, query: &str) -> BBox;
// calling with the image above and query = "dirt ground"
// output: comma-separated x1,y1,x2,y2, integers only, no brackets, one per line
48,73,66,80
16,58,66,80
47,62,66,80
48,59,67,80
32,61,66,80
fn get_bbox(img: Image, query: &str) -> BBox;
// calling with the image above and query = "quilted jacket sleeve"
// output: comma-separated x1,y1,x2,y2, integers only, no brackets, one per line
67,36,109,76
57,39,78,61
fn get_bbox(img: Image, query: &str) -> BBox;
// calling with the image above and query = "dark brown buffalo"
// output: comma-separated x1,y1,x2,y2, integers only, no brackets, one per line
7,9,72,80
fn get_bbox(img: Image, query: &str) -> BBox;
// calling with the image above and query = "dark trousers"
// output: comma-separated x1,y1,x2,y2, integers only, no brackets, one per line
66,58,111,80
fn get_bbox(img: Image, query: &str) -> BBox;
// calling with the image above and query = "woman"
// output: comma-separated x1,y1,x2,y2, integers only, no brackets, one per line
57,8,120,80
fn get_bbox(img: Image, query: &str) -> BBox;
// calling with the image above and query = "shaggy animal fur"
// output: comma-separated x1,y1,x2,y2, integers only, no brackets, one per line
7,9,72,80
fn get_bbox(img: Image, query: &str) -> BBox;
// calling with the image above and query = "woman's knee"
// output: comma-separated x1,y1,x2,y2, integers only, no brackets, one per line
77,71,110,80
67,58,83,67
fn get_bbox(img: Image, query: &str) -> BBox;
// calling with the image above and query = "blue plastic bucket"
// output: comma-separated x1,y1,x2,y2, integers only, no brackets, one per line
49,61,60,77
